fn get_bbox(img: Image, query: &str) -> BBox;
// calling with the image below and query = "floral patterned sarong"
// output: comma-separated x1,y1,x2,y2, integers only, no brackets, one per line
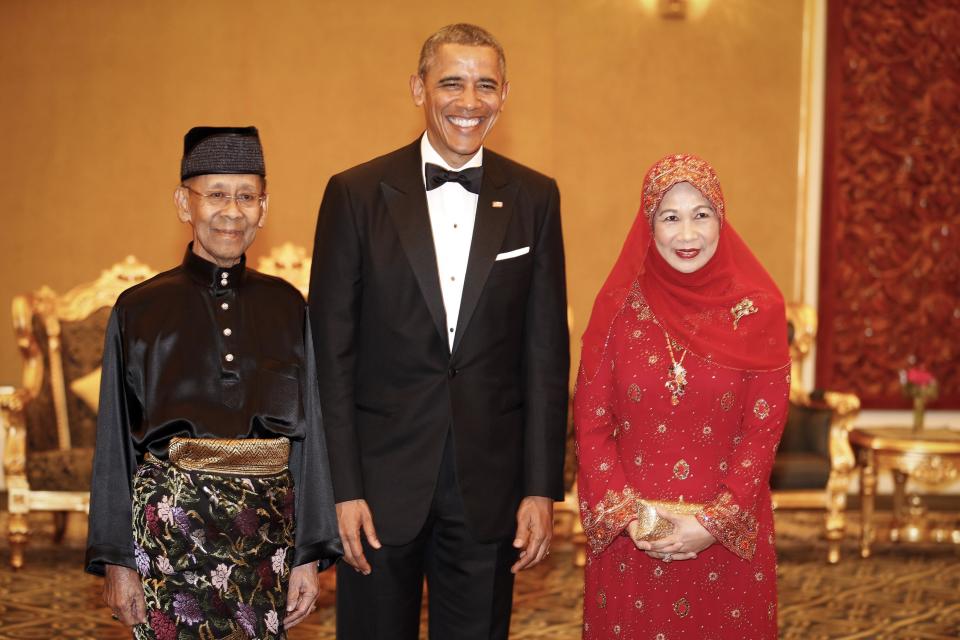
131,455,295,639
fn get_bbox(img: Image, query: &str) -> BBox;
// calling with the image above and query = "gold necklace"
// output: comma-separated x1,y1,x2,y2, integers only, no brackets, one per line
664,333,688,406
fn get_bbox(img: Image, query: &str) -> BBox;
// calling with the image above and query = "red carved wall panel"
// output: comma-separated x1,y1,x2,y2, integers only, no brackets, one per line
817,0,960,408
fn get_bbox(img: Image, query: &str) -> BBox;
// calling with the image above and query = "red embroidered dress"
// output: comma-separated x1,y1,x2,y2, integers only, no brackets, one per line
575,155,790,639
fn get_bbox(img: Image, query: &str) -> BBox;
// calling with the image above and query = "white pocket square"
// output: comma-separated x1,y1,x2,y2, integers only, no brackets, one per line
495,247,530,261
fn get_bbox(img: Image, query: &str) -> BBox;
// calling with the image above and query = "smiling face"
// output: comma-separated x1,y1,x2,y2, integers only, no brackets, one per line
410,43,509,168
652,181,721,273
174,173,267,268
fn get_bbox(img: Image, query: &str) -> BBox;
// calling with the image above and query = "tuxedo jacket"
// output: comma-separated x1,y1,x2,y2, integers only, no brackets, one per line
308,139,569,545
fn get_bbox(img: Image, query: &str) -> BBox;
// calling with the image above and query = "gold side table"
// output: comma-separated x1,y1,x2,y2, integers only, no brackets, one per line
849,427,960,559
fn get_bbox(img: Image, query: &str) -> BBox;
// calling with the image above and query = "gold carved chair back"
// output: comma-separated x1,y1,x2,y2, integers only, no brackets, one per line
256,242,311,299
13,256,157,452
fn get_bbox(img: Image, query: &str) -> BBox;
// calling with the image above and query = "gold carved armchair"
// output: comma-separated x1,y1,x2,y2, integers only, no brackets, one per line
771,303,861,563
257,242,311,298
1,257,156,569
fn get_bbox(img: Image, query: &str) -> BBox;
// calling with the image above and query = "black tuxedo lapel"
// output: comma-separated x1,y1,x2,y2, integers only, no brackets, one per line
452,154,519,354
381,143,448,347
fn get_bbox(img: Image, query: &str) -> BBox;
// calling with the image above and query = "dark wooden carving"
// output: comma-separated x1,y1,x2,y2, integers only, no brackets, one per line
817,0,960,408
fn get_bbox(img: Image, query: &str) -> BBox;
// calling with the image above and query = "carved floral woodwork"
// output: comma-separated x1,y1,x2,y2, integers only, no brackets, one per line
817,0,960,408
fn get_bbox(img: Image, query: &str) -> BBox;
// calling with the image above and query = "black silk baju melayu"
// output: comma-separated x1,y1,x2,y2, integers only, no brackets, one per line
85,246,341,578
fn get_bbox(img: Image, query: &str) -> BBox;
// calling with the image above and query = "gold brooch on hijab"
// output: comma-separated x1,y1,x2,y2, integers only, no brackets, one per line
731,298,759,330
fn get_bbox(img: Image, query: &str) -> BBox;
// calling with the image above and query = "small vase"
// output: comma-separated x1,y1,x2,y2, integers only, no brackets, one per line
912,396,925,433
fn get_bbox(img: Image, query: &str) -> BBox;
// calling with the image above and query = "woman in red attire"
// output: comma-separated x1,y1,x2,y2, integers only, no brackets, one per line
575,154,790,639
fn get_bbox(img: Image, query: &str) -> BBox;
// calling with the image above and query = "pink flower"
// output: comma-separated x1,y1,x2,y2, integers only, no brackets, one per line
906,368,935,386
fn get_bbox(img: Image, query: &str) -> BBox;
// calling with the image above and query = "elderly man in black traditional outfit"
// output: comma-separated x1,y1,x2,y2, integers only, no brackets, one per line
85,126,340,639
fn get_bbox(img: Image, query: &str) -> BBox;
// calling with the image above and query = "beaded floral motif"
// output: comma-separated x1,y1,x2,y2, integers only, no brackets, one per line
720,390,736,411
674,597,691,618
627,383,643,402
754,398,771,420
673,459,691,480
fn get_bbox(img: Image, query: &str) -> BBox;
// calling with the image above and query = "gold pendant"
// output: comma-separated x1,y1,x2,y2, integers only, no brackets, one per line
665,361,687,405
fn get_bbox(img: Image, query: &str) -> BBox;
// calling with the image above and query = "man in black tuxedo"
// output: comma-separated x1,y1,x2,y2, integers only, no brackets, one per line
308,23,569,640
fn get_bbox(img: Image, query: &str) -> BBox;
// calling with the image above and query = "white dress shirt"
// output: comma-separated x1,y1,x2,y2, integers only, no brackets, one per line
420,133,483,350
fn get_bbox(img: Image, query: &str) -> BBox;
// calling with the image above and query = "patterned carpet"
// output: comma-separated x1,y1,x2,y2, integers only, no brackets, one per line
0,509,958,639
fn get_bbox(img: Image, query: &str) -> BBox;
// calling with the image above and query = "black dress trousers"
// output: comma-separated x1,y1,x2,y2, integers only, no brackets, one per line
336,433,518,640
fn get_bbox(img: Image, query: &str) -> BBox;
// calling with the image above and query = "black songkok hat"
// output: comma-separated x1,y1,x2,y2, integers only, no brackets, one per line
180,126,265,181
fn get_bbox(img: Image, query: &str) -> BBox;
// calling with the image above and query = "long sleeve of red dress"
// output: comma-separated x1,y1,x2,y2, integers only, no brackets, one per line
696,368,790,560
574,324,640,554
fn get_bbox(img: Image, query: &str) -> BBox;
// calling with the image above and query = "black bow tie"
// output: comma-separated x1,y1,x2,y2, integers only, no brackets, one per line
425,163,483,194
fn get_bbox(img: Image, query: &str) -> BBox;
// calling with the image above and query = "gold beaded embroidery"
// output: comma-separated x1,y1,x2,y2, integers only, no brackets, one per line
754,398,771,420
627,383,643,402
673,459,691,480
697,491,758,560
581,487,639,554
674,597,691,618
720,390,735,411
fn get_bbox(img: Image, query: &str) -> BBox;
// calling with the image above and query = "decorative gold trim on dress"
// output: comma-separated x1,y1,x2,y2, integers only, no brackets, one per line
731,297,758,329
168,437,289,475
696,491,758,559
581,487,640,554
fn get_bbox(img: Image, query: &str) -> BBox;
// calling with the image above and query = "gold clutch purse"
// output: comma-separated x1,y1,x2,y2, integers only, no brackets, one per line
633,499,704,541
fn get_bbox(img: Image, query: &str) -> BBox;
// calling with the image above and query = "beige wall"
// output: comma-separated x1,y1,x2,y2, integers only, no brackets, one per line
0,0,803,385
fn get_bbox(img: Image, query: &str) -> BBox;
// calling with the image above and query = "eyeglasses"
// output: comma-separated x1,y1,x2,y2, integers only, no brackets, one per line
181,185,266,211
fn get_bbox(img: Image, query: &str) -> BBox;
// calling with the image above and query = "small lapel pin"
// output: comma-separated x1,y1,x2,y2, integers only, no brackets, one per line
492,201,503,208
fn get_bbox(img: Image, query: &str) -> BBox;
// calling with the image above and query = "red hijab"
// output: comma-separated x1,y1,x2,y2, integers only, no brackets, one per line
579,154,789,384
